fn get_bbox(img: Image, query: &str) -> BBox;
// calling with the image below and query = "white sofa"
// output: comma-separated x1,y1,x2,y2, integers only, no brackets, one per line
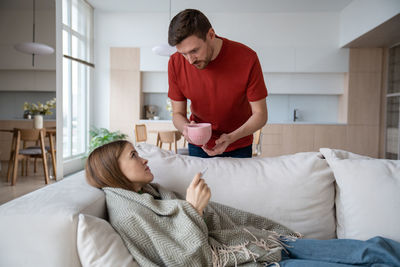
0,144,399,267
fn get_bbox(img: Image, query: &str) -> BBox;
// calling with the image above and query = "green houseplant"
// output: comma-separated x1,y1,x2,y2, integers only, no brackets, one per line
88,127,128,153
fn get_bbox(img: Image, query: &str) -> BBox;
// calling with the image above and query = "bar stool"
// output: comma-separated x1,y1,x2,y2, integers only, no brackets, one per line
134,124,147,144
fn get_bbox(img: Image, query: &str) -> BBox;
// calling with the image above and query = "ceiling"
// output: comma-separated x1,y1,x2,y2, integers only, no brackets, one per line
0,0,354,13
344,14,400,48
85,0,353,13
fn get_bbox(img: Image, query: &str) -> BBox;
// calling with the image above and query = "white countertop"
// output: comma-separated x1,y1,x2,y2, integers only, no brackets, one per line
0,119,56,121
140,119,346,125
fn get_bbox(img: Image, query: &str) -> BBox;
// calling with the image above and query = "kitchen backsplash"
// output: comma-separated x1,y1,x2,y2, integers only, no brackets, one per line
0,91,57,120
142,93,339,123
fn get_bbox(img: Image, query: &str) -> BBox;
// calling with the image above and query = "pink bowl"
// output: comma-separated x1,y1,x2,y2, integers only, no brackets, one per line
187,123,212,145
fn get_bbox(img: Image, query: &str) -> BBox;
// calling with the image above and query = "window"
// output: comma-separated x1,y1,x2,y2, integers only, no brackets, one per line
385,44,400,159
62,0,93,167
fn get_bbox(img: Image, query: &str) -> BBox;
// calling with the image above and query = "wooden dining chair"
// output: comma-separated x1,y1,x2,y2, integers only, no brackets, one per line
134,124,147,144
157,131,182,153
46,129,57,178
252,129,263,157
7,128,50,186
23,129,56,179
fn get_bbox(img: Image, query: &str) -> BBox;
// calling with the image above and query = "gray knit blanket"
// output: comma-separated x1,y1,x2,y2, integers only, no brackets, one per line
104,184,301,267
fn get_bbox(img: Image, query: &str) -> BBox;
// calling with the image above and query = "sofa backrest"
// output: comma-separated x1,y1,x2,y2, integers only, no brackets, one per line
0,171,106,267
136,143,337,240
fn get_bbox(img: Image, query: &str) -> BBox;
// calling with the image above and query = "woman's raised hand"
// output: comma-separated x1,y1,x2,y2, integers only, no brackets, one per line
186,172,211,216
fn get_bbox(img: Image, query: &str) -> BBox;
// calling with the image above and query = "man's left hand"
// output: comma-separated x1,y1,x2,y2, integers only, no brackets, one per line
202,134,232,156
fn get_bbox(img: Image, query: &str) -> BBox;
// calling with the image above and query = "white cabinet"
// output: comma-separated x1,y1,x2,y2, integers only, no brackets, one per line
265,73,345,95
141,71,168,93
0,70,56,91
140,47,169,72
254,46,349,73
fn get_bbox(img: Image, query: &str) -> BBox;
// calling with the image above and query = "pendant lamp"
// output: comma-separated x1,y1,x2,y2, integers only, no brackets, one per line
14,0,55,66
152,0,176,56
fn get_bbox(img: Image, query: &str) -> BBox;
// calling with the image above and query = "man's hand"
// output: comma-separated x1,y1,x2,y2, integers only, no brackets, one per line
186,173,211,216
202,133,232,156
182,121,196,144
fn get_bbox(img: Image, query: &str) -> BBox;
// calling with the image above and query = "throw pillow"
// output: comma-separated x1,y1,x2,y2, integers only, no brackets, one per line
77,214,139,267
320,148,400,242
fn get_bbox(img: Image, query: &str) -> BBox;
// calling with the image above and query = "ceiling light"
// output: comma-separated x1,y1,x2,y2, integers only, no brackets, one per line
152,0,176,57
152,44,176,56
14,42,54,55
14,0,54,66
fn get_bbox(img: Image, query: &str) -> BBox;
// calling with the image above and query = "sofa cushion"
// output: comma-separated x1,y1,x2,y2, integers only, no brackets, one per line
0,171,106,267
320,148,400,242
136,143,336,239
77,214,139,267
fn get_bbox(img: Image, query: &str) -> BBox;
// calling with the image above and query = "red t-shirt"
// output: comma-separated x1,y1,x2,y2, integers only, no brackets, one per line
168,37,268,152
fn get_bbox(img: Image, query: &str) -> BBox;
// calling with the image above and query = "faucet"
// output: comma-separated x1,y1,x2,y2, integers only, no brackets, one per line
293,109,299,122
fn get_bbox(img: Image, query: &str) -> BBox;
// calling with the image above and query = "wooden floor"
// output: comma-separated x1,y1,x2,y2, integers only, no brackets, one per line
0,160,56,205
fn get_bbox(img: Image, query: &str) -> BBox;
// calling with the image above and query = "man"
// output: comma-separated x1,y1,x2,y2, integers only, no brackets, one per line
168,9,268,158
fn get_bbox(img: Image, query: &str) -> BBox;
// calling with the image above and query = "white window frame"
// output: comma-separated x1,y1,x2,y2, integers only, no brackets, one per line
57,0,93,177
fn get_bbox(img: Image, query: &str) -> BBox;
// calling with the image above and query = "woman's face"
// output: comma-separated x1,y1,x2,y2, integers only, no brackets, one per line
118,143,154,191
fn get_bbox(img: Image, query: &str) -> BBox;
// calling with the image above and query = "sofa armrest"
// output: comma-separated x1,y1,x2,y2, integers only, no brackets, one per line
0,171,106,267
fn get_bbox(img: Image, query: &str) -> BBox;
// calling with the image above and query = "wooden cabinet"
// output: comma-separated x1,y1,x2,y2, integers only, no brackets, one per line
261,123,379,158
109,47,141,141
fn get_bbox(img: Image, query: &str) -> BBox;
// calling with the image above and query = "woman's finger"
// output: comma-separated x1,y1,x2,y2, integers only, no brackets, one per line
190,173,201,187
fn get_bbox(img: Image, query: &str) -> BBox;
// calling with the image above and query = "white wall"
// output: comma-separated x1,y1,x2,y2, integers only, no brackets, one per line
93,10,349,127
339,0,400,47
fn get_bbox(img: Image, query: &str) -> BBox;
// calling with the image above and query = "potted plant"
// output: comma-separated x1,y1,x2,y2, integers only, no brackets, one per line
23,98,56,129
88,127,128,153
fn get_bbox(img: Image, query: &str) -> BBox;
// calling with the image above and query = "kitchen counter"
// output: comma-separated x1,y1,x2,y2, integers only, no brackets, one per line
0,119,56,121
139,119,346,125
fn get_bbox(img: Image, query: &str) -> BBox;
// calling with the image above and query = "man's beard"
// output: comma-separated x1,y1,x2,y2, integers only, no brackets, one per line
193,45,214,69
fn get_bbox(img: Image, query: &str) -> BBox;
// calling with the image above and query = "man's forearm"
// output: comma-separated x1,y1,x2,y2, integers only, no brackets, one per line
172,112,190,133
228,112,267,143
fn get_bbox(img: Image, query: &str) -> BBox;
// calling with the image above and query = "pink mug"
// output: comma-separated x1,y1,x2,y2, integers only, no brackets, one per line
186,123,212,146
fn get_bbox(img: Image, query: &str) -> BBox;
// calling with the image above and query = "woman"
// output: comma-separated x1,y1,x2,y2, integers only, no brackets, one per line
86,140,400,267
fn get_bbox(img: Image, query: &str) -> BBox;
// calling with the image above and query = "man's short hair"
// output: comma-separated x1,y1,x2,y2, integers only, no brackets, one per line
168,9,212,46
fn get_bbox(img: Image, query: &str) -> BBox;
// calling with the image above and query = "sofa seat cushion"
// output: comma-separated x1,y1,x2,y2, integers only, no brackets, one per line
320,148,400,242
136,143,336,239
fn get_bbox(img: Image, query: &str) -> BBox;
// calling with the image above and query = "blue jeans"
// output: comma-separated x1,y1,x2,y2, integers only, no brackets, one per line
279,236,400,267
188,143,252,158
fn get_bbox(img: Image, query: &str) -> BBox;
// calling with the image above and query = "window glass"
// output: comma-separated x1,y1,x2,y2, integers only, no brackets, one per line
388,46,400,94
62,30,69,56
62,0,93,161
385,96,399,159
62,58,71,157
62,0,69,26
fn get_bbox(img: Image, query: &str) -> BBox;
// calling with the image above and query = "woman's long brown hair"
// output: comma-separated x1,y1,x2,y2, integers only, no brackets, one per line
85,140,135,191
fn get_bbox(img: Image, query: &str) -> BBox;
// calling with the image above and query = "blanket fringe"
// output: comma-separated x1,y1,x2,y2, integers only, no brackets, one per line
211,241,259,267
211,228,301,267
